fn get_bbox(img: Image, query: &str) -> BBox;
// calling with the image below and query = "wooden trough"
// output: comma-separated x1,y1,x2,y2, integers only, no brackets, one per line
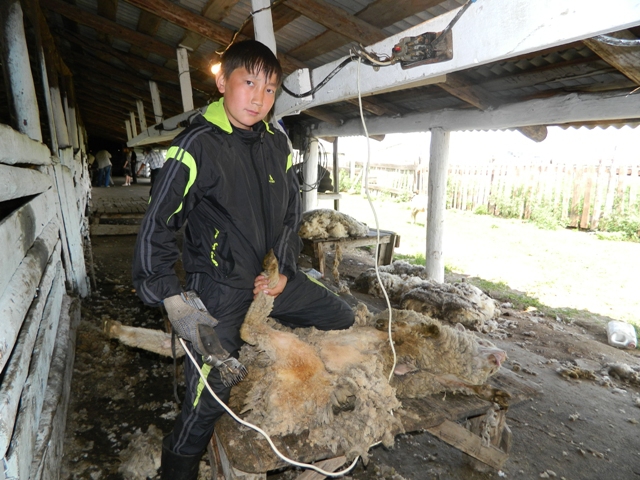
301,229,401,277
208,369,539,479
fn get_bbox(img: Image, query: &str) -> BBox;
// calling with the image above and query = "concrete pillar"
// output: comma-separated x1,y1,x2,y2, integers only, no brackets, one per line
125,119,132,141
426,128,450,283
302,138,319,212
333,137,340,210
0,0,42,141
251,0,277,54
177,47,194,112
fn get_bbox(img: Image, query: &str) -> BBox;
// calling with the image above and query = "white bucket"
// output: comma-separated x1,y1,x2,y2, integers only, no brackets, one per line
607,321,637,349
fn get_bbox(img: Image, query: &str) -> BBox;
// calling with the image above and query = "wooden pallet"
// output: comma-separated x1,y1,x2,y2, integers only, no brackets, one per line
301,229,401,276
208,369,539,479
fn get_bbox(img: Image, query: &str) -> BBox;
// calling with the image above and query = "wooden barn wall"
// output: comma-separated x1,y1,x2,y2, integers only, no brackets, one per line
0,124,89,479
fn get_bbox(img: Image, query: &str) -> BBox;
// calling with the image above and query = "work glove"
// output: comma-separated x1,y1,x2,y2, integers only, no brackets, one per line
164,291,247,387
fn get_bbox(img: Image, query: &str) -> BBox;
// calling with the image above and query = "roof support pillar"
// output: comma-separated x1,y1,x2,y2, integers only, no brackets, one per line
0,0,42,141
125,119,132,141
136,99,147,131
252,0,277,54
426,128,450,283
177,47,194,112
149,80,164,123
302,137,319,212
129,111,138,137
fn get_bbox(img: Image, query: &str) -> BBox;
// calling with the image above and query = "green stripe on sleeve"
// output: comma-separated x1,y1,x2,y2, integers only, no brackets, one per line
166,146,198,223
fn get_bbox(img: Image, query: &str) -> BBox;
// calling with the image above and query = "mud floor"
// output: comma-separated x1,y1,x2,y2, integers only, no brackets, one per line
61,235,640,480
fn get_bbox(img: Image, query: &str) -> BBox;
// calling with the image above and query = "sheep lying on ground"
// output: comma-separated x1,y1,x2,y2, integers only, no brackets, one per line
354,261,500,329
107,255,507,463
298,208,369,240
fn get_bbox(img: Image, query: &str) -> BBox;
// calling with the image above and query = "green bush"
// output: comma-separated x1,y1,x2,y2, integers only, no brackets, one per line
598,212,640,242
529,203,565,231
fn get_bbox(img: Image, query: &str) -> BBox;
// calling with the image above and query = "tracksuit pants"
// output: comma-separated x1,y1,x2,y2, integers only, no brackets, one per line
167,269,355,455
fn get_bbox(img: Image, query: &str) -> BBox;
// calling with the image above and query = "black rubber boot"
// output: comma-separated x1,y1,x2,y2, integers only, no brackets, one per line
160,435,201,480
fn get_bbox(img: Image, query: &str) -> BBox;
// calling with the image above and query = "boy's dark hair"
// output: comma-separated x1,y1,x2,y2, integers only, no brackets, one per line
220,40,283,87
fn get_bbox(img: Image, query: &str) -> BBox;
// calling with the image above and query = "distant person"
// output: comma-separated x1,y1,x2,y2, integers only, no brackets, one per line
124,146,138,184
122,148,134,187
95,149,112,187
142,146,165,195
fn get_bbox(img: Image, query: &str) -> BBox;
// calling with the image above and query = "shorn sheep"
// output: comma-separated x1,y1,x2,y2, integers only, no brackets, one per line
106,253,507,463
354,261,501,330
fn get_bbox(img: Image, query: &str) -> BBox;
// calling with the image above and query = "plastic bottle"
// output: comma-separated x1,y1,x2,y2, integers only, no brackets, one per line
606,321,637,349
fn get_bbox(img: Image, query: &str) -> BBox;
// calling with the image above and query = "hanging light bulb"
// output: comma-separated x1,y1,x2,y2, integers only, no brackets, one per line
210,63,221,75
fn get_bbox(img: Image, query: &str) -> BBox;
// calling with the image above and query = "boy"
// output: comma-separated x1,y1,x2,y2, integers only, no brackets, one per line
132,40,354,480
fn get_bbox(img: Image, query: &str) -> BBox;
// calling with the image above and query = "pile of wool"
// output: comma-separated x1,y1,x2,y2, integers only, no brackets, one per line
235,299,507,461
354,262,500,330
298,208,369,240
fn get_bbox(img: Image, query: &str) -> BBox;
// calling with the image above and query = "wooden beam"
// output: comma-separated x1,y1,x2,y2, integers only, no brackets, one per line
583,30,640,84
175,0,241,53
123,0,306,73
43,0,213,76
288,0,440,61
56,30,216,96
313,90,640,137
130,10,163,57
277,0,640,117
285,0,386,46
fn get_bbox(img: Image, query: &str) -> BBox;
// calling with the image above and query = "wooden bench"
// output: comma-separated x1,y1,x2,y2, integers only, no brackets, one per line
207,369,539,479
301,229,401,277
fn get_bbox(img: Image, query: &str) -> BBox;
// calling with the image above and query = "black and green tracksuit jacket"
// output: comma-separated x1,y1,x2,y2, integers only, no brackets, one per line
132,98,301,306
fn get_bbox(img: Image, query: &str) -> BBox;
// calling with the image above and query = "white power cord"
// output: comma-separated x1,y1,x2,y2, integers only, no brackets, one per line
179,337,360,477
355,58,397,382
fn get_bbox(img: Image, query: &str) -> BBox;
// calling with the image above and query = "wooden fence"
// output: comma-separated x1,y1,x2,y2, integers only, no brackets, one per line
448,161,640,229
0,124,90,479
338,160,639,230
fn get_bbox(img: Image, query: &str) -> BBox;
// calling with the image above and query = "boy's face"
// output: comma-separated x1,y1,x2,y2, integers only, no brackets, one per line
216,67,278,130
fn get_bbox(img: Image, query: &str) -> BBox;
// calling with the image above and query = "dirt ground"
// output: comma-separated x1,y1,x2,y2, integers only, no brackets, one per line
61,200,640,480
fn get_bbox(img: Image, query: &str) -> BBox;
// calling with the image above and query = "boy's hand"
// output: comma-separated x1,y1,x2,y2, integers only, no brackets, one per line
253,273,287,298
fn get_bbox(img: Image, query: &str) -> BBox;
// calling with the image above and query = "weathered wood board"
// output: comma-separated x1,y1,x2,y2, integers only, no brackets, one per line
301,229,400,275
0,123,52,166
31,295,81,480
0,164,52,202
0,187,57,300
0,241,61,457
0,221,60,375
215,370,540,474
4,263,65,479
52,161,89,297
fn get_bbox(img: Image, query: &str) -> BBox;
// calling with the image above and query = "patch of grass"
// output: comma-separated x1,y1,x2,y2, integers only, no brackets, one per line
394,252,426,266
464,276,548,311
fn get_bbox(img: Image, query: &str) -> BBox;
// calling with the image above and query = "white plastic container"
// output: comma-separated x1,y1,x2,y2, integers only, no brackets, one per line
607,321,637,349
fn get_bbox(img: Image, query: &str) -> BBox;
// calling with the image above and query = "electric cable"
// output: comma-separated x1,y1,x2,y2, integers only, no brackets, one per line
594,35,640,47
355,58,397,382
179,337,361,477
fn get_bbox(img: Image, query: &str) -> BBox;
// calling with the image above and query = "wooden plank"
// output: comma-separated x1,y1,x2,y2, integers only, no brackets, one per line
52,162,89,297
427,419,509,471
0,124,51,166
0,221,60,376
583,30,640,84
0,241,60,458
0,163,52,202
0,188,57,300
31,295,81,480
90,224,141,236
580,166,594,229
4,262,64,479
